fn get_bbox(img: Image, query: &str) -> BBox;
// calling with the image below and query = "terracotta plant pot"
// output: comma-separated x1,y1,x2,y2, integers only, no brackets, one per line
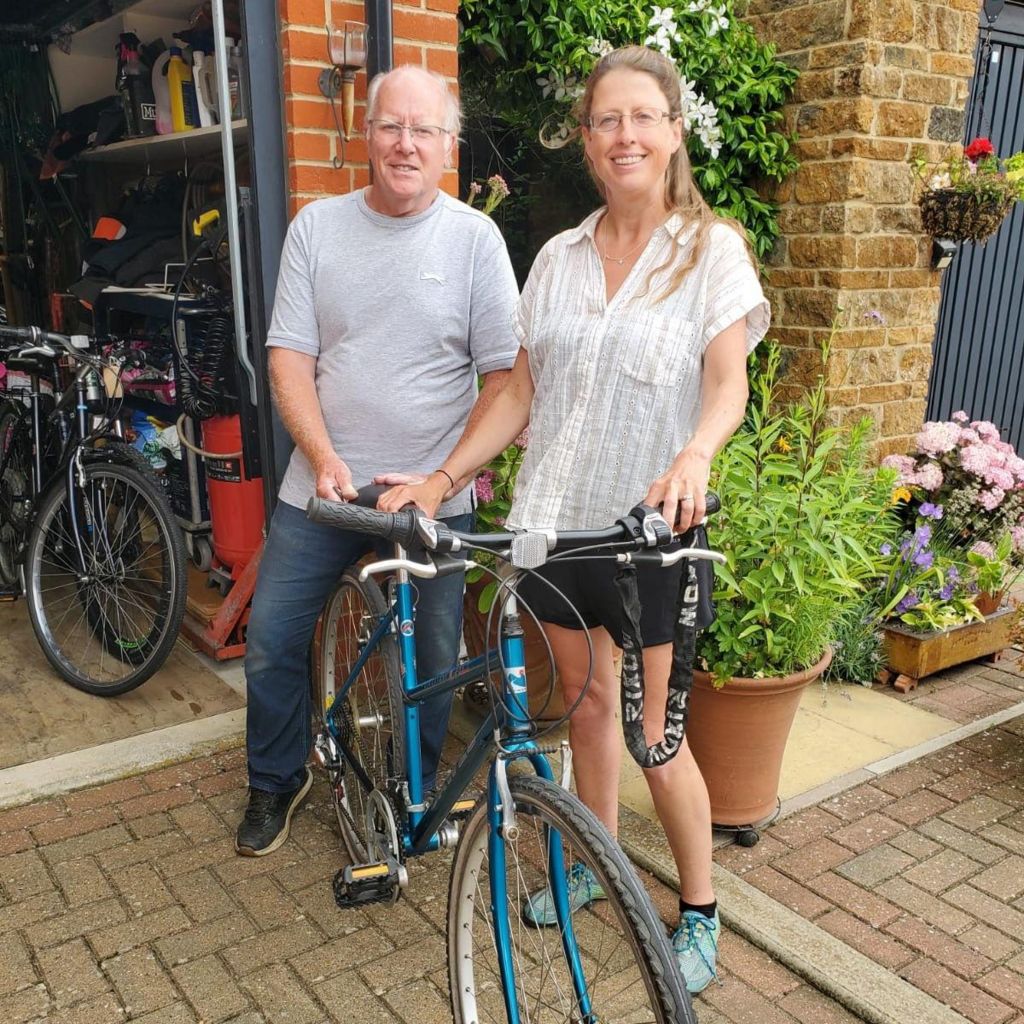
462,580,565,721
687,649,833,827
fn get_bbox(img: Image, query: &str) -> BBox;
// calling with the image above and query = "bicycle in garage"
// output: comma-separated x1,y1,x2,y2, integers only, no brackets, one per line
307,485,724,1024
0,324,186,695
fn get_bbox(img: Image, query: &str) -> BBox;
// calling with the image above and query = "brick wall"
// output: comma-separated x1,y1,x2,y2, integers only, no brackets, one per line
278,0,459,214
747,0,982,454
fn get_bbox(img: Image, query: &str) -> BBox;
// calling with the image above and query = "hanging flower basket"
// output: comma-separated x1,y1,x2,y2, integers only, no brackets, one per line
919,188,1014,244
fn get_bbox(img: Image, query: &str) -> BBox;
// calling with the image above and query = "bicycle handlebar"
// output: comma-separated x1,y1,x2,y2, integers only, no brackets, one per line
0,325,139,373
306,487,721,564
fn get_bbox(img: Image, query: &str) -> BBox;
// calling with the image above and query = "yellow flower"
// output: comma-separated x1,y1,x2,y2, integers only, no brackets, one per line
777,435,792,453
892,486,912,505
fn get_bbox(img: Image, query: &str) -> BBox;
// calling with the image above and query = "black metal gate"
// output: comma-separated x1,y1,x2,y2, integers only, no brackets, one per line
926,1,1024,450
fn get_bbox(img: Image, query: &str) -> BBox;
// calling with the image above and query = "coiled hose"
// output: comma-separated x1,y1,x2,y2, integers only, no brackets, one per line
175,313,242,458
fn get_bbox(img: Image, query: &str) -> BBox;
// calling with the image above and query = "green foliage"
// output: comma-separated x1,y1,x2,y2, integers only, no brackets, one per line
967,533,1013,596
458,0,798,266
696,334,898,683
825,595,886,687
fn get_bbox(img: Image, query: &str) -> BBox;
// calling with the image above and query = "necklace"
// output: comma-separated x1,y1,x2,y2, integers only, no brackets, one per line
599,220,652,266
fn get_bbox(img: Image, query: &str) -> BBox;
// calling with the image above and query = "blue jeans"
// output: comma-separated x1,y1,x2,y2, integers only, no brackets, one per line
245,500,471,793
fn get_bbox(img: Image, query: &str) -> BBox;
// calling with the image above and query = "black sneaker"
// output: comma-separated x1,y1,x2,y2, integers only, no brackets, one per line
235,767,313,857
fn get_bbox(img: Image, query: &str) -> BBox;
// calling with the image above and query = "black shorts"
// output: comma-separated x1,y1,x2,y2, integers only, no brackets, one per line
515,540,716,649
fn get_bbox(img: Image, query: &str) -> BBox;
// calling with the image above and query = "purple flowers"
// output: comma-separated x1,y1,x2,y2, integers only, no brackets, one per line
895,592,920,614
918,502,944,520
880,542,893,556
913,549,934,569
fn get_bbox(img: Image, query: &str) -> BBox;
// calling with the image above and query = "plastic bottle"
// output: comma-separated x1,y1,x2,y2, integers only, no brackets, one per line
116,34,156,137
151,51,173,134
166,43,198,132
192,51,217,127
226,38,243,120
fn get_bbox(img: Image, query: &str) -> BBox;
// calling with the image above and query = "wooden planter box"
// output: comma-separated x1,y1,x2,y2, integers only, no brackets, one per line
879,606,1015,693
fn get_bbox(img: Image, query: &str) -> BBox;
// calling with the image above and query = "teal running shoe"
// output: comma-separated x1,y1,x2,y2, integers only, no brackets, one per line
521,861,607,928
672,909,720,994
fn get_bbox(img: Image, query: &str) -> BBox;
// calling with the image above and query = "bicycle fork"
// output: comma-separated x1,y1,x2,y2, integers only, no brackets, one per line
486,594,594,1024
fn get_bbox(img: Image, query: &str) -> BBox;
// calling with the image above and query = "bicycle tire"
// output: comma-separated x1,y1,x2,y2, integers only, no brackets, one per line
0,402,31,587
448,774,695,1024
313,568,406,864
84,443,180,664
24,460,186,695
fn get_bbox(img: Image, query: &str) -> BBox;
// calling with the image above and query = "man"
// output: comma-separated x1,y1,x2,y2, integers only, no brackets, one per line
236,66,519,856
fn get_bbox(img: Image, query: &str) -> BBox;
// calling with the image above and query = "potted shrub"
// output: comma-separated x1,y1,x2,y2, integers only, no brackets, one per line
875,414,1024,690
914,137,1024,244
690,337,895,827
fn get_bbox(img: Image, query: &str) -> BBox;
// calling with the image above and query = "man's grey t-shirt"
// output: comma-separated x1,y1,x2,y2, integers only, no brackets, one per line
267,189,519,515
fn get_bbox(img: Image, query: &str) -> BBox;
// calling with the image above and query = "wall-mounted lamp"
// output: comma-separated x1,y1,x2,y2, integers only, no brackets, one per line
318,19,368,168
932,237,957,271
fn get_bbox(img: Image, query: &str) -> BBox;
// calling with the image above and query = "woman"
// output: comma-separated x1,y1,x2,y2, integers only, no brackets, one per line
379,44,769,993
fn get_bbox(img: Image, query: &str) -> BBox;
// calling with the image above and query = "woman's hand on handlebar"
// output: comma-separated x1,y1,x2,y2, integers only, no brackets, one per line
376,472,449,515
644,448,711,534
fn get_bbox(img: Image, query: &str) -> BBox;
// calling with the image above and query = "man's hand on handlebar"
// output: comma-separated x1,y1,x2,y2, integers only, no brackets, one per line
313,453,358,501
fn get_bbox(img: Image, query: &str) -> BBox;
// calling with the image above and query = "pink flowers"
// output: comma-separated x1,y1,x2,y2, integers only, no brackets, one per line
916,420,961,455
475,469,496,504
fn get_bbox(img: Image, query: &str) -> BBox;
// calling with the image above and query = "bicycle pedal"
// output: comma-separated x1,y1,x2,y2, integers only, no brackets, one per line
333,859,401,910
448,798,476,820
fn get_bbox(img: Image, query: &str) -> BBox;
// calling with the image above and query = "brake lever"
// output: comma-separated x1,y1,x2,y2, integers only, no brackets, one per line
358,556,477,583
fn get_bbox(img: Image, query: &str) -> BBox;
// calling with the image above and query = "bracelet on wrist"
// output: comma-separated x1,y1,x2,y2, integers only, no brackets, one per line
433,468,455,491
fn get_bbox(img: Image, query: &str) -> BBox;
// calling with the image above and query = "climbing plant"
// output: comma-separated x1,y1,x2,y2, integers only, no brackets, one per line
459,0,799,269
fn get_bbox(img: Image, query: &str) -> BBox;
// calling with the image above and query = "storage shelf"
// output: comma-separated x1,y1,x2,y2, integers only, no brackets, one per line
79,120,247,164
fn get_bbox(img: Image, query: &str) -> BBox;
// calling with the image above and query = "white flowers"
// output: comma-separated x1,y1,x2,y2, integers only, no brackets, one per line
537,2,728,159
679,77,722,157
536,71,583,103
685,0,729,33
644,5,682,55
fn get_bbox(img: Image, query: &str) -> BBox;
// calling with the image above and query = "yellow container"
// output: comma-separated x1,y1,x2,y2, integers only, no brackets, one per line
166,45,197,132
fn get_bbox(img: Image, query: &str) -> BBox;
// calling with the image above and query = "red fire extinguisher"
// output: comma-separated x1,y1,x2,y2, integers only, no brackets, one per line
200,414,265,578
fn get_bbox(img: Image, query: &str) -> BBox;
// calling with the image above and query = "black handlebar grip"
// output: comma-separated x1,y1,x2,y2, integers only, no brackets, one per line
0,326,35,340
704,491,721,516
305,496,419,547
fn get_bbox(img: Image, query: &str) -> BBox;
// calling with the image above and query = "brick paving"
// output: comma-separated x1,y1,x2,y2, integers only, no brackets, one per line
2,746,866,1024
718,715,1024,1024
882,642,1024,725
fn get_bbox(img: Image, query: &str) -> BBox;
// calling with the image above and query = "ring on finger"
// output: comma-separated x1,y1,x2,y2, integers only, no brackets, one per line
680,494,694,502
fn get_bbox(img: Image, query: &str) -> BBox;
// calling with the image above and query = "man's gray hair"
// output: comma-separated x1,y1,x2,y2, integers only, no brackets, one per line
365,66,462,139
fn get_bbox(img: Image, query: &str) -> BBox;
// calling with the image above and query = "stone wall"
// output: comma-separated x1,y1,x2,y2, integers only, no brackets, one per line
747,0,983,454
279,0,459,214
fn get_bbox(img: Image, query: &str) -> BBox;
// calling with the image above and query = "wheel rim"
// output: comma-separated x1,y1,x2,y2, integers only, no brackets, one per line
452,788,673,1024
318,578,401,863
28,468,177,688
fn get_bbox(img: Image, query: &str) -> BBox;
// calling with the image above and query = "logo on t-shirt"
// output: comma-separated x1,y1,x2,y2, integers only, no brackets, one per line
420,271,446,285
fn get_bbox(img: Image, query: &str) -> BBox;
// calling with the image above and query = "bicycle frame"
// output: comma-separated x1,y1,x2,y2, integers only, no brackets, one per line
323,543,592,1023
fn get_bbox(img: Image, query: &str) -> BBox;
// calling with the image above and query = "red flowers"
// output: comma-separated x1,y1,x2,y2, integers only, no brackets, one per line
964,137,995,162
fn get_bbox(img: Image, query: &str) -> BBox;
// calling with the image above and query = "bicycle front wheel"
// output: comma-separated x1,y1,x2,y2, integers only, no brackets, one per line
314,568,406,864
25,461,186,695
448,774,694,1024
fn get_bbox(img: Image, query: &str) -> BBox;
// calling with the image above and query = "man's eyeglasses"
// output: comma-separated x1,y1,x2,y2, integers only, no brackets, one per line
588,108,675,133
369,120,449,141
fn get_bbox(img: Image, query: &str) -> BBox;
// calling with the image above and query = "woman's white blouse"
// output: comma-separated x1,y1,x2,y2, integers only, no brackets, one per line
508,210,770,531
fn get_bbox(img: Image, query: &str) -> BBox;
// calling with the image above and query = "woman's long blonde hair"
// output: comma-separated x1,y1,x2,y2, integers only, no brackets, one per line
550,45,755,299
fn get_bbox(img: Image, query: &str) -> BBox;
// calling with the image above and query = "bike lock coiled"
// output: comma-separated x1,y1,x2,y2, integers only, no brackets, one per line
177,312,232,421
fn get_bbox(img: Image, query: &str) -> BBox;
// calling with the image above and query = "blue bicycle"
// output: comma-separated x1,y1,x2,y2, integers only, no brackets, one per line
307,487,719,1024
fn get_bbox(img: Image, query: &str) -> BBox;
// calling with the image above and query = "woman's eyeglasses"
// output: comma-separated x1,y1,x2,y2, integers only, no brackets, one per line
588,109,675,133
